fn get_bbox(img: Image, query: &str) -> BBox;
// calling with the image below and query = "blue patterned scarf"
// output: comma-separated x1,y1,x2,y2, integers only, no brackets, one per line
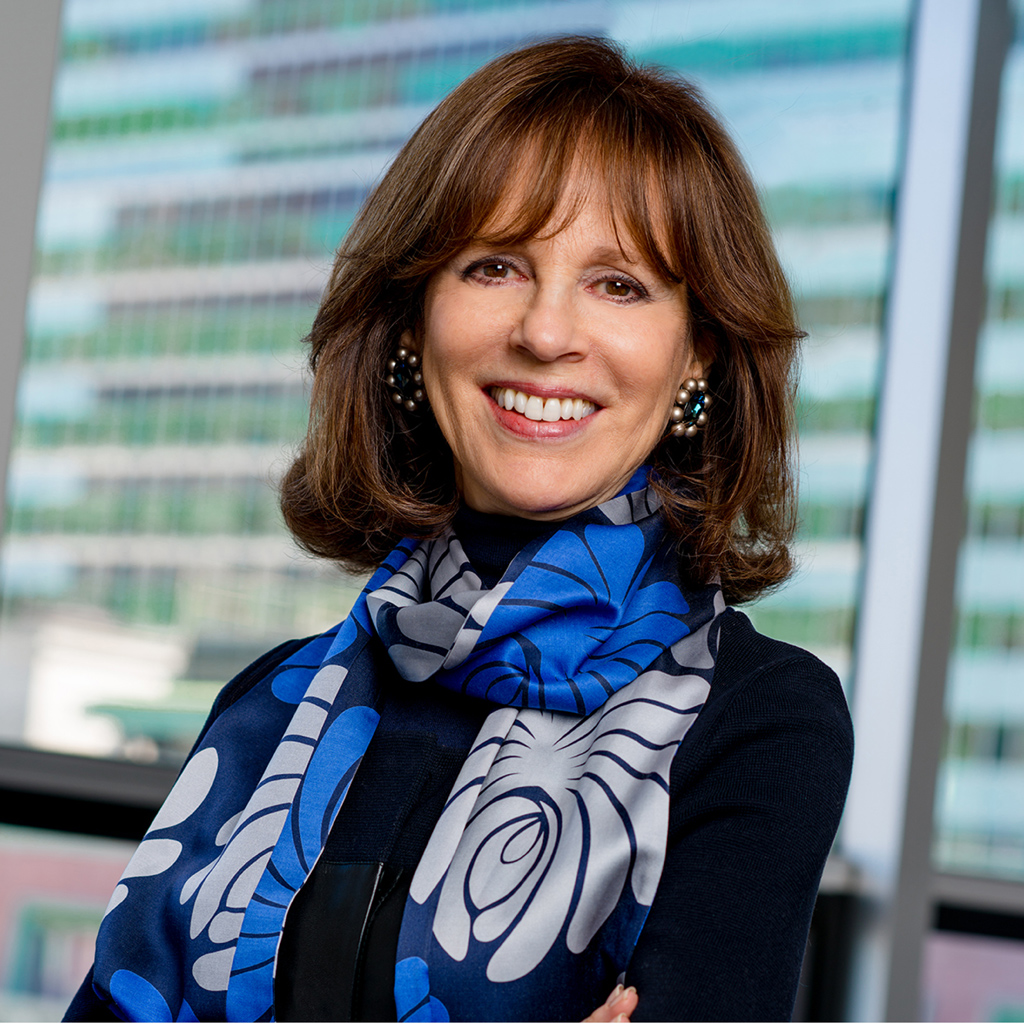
89,480,722,1022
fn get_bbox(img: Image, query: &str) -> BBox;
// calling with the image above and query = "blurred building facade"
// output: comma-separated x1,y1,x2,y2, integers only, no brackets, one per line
937,29,1024,880
1,0,910,748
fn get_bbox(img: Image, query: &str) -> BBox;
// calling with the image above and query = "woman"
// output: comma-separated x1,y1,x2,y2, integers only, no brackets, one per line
68,37,853,1023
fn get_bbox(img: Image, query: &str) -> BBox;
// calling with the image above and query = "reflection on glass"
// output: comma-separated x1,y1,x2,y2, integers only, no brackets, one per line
0,826,134,1022
924,929,1024,1022
936,8,1024,880
0,0,910,766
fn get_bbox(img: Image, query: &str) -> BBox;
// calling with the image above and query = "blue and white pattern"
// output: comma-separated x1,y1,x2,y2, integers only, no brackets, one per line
90,481,721,1022
407,668,711,974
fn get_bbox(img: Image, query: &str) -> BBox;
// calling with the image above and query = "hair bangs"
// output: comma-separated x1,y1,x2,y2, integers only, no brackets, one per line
462,118,692,292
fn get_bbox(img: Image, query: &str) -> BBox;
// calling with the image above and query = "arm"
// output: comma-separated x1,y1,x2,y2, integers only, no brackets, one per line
627,643,854,1022
63,638,313,1023
64,968,117,1022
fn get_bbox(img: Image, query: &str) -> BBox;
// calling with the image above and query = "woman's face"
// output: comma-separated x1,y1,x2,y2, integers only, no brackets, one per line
416,185,702,520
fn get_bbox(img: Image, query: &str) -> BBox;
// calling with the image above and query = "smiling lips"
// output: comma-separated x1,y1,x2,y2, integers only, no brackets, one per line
489,386,597,422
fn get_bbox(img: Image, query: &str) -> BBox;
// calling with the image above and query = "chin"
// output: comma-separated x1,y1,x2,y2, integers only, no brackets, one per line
469,481,601,521
458,454,633,520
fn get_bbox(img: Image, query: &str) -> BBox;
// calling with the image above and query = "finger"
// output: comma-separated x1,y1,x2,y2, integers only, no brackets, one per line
614,986,639,1021
582,985,638,1023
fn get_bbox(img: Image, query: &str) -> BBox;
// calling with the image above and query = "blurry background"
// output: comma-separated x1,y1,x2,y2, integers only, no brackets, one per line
0,0,1021,1019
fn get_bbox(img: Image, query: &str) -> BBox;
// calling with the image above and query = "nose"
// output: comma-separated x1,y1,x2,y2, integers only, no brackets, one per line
510,284,586,362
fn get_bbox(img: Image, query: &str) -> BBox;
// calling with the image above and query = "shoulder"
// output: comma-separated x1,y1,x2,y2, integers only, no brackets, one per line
669,607,854,810
716,606,844,688
211,636,318,715
710,607,852,733
187,634,322,755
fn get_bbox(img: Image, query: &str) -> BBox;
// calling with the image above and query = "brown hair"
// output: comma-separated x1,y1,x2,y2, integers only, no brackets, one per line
280,36,801,604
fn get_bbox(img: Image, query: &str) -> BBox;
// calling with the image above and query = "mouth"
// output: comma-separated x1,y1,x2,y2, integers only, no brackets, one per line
489,386,597,423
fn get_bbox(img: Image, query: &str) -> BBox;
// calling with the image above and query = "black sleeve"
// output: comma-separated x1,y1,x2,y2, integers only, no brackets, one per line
62,637,312,1023
627,635,854,1022
64,967,117,1021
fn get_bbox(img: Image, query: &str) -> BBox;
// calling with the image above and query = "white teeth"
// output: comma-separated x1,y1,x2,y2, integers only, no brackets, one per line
525,395,544,421
542,398,562,421
490,387,596,422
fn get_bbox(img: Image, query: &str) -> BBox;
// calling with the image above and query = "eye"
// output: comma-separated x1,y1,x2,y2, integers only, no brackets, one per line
602,280,634,297
463,258,522,284
595,276,647,301
480,262,513,279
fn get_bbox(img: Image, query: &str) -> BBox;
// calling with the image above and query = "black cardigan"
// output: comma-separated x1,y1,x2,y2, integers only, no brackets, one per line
67,515,853,1022
67,611,852,1022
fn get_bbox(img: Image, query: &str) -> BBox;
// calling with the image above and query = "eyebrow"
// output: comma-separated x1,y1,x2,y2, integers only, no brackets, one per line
589,244,643,266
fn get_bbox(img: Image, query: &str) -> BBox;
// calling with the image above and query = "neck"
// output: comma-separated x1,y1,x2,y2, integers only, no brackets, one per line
453,505,558,589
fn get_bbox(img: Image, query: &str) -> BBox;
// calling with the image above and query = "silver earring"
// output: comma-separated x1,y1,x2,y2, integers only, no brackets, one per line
385,345,426,412
668,378,710,438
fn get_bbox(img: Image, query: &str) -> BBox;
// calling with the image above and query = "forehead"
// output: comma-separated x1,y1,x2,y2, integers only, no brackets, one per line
475,152,671,270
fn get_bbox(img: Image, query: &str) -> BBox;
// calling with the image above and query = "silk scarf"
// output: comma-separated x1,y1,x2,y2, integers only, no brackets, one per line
89,479,723,1022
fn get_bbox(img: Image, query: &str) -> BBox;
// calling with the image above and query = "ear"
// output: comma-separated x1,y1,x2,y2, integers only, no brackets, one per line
399,327,419,355
680,322,712,386
678,356,709,390
684,360,706,384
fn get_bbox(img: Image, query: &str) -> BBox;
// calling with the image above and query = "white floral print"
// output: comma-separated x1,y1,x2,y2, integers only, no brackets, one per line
409,667,710,983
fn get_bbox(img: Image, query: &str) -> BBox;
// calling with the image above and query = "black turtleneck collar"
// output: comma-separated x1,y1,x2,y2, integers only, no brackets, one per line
452,505,560,589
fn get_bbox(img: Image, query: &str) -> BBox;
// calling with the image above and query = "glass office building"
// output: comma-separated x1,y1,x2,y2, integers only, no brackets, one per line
1,0,910,760
1,0,1022,1019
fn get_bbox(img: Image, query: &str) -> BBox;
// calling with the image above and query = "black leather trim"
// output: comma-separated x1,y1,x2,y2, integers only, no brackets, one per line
274,860,405,1022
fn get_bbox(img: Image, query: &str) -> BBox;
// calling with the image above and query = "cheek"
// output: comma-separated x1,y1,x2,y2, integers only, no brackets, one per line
420,343,442,394
420,332,473,458
420,350,454,432
420,301,469,388
629,325,692,403
418,318,455,398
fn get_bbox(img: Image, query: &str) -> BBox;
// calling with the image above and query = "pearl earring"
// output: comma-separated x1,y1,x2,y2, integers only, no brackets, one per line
385,345,426,412
668,378,710,438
